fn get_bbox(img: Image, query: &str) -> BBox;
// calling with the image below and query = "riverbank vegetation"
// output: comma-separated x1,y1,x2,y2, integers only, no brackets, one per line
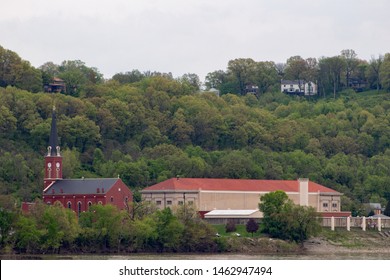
0,201,304,255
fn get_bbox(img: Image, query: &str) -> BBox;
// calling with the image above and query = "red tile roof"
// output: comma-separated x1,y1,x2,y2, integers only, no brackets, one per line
143,178,339,194
321,212,352,217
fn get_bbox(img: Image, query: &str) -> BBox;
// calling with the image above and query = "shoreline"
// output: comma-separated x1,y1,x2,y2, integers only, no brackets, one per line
2,231,390,259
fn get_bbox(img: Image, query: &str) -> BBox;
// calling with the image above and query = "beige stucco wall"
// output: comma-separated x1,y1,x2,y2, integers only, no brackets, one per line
142,191,199,209
141,190,341,212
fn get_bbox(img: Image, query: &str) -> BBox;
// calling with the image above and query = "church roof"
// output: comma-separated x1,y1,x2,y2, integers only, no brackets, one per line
142,178,340,194
44,178,120,195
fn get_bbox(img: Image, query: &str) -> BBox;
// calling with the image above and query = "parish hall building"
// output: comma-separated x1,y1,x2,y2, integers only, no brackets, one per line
141,177,349,220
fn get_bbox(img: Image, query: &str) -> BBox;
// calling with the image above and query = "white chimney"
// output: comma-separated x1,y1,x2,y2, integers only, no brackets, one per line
299,178,309,206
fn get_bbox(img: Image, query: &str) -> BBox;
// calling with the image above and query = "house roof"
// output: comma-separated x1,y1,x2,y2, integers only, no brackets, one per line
205,209,258,216
281,80,303,85
44,178,120,195
142,178,340,194
281,80,316,85
369,214,390,219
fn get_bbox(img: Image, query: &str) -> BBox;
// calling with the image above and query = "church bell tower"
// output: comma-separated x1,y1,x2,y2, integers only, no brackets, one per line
44,106,63,189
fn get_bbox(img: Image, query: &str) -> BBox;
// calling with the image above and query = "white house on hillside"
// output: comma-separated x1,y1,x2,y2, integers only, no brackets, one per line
281,80,317,95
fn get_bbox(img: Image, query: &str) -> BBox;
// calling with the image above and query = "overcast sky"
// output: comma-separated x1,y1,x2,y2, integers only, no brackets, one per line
1,0,389,81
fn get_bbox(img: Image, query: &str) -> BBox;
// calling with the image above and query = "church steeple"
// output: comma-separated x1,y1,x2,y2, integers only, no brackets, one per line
47,106,60,156
44,106,62,189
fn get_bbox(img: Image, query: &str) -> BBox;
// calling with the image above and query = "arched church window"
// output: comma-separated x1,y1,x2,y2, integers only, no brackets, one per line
77,202,82,217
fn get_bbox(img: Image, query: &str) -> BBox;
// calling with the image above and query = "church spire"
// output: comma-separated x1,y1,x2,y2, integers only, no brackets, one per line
47,106,60,156
44,105,63,188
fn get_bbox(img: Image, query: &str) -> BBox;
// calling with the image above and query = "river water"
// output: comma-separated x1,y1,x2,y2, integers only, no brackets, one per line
4,252,390,260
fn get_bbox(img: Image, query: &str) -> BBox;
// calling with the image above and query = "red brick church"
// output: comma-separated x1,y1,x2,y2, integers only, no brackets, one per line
25,107,133,215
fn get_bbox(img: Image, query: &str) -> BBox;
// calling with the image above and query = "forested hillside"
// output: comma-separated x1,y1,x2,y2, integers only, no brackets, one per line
1,45,390,214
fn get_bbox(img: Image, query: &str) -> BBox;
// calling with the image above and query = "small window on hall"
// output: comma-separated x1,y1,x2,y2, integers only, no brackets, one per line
188,201,194,205
167,200,172,205
178,201,184,205
110,196,114,203
125,197,128,203
88,201,92,209
67,201,72,209
323,203,328,208
156,200,162,205
332,202,338,208
98,201,103,205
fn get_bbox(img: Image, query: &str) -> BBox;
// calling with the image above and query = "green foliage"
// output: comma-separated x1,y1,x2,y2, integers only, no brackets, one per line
154,207,184,252
381,54,390,91
0,208,15,247
259,191,321,243
79,204,123,252
1,47,390,214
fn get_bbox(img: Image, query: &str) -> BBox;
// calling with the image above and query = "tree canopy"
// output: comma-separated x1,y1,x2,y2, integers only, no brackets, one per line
259,191,321,244
1,46,390,215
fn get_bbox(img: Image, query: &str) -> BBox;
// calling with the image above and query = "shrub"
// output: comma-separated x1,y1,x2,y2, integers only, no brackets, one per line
225,220,236,233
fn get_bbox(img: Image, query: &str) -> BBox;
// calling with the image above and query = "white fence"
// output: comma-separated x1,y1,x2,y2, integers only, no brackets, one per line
322,216,390,231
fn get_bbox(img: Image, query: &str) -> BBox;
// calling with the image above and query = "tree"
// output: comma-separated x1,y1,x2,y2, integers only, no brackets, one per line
380,53,390,91
205,70,229,90
285,56,307,81
0,45,22,88
259,191,290,236
14,215,42,253
58,60,103,96
341,49,359,88
246,218,259,236
59,115,101,152
112,70,144,84
227,58,256,95
38,201,79,253
61,148,81,178
178,73,201,92
0,105,17,136
285,204,321,245
154,207,184,252
318,56,345,98
367,55,383,91
225,220,236,233
0,207,15,248
253,61,279,94
259,191,321,243
79,204,123,252
0,46,43,92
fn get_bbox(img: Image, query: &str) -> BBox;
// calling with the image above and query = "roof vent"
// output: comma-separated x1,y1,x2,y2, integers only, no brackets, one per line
97,188,100,193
